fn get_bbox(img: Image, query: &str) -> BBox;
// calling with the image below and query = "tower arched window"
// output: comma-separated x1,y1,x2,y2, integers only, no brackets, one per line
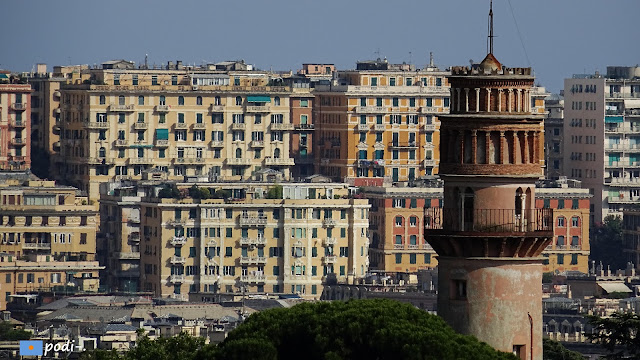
235,148,242,159
99,147,106,158
274,96,281,106
274,148,281,159
99,95,106,105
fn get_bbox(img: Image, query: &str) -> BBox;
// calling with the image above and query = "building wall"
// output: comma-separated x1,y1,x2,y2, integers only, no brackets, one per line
289,94,314,177
544,98,564,180
314,68,449,182
55,67,298,200
0,84,32,170
0,180,99,261
139,182,369,300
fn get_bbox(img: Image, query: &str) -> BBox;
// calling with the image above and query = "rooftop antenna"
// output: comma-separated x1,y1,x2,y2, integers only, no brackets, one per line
487,0,494,54
429,52,434,67
374,48,381,61
145,54,148,69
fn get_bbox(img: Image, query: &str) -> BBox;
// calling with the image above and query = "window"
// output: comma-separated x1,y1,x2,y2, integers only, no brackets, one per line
395,253,402,264
557,254,564,265
236,96,242,106
159,95,166,105
274,96,280,106
572,217,580,227
410,254,416,264
118,95,125,105
395,235,402,245
300,99,308,107
390,77,396,86
99,95,106,105
409,216,417,227
571,254,578,265
225,247,232,256
452,280,466,300
572,199,579,209
152,76,158,85
424,254,431,264
392,97,399,107
172,75,178,85
196,96,203,105
138,95,144,105
557,217,565,227
395,216,403,226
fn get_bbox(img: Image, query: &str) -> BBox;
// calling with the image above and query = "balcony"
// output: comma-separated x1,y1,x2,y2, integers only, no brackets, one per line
323,219,337,227
323,237,337,246
154,105,170,112
231,122,246,130
408,244,420,250
175,157,205,164
420,107,438,114
393,244,404,250
133,122,148,130
358,123,370,131
170,236,187,246
226,158,251,166
238,215,268,226
169,294,187,301
22,242,51,250
424,124,436,131
323,255,337,264
570,244,582,250
209,104,224,112
250,140,265,148
166,219,185,227
10,138,26,146
117,252,141,260
424,208,553,234
170,256,186,264
265,157,294,166
240,236,267,246
174,122,188,129
423,159,436,167
294,123,315,131
10,119,26,128
246,104,271,113
356,106,386,114
270,122,294,131
295,155,313,164
88,157,114,165
84,121,109,129
129,158,152,164
209,140,224,148
155,139,169,147
169,274,185,283
241,274,266,284
11,103,26,111
423,243,434,251
193,123,206,130
389,141,418,149
108,104,135,112
115,139,128,147
240,256,267,265
374,124,386,132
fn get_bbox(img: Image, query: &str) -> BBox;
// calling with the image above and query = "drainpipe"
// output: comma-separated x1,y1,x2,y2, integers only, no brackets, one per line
528,312,533,360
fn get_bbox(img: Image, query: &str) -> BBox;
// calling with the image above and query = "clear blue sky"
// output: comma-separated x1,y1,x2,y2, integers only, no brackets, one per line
2,0,638,93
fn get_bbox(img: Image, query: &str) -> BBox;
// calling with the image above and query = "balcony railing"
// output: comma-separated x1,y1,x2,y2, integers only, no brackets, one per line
130,157,152,164
239,237,267,246
175,122,188,129
424,208,553,233
265,157,295,166
11,103,26,111
423,159,436,167
209,104,224,112
84,121,109,129
10,138,26,146
166,218,185,227
115,139,128,147
356,106,386,114
210,140,224,148
241,273,266,283
358,123,370,131
155,139,169,147
155,105,170,112
10,119,26,127
420,107,438,114
250,140,265,148
193,123,206,129
169,236,187,246
374,124,386,132
323,219,337,227
226,158,251,166
389,141,418,149
323,237,337,246
22,242,51,249
246,104,271,113
294,123,315,130
323,255,337,263
134,122,148,130
240,256,267,265
169,294,187,301
170,256,186,264
424,124,436,131
270,123,294,131
238,215,268,226
231,123,246,130
169,275,185,283
108,104,135,112
175,157,205,164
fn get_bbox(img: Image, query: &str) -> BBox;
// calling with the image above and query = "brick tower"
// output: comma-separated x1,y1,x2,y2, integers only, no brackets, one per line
424,3,553,359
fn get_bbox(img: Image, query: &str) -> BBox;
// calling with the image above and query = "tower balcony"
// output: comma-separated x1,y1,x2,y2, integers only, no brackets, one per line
424,208,553,258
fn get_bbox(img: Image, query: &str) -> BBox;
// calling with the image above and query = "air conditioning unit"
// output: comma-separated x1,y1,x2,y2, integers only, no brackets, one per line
192,86,198,91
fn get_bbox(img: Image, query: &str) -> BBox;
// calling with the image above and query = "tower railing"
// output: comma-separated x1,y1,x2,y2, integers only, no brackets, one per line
425,208,553,233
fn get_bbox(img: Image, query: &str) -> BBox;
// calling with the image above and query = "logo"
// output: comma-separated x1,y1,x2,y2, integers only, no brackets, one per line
19,340,43,356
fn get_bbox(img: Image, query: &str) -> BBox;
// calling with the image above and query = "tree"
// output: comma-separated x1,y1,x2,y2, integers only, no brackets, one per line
0,321,31,341
591,215,626,271
212,299,518,360
265,185,283,199
125,332,206,360
542,339,584,360
587,312,640,359
79,349,122,360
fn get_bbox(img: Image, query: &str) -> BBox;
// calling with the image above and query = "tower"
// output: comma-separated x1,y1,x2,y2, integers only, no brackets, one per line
424,2,553,359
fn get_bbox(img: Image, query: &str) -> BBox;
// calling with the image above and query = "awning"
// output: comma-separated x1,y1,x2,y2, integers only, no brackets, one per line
156,128,169,140
0,74,8,79
247,95,271,103
598,282,632,293
605,116,624,123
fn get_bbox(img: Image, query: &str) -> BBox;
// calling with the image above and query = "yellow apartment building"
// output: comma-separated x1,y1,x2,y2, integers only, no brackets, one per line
54,60,299,200
0,253,102,310
313,58,450,185
138,180,370,300
364,182,442,273
0,174,99,262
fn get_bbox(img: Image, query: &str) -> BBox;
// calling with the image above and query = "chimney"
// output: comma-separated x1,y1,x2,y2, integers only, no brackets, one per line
176,61,183,70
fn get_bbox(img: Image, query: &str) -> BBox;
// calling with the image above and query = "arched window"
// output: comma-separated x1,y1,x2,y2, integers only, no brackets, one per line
515,187,523,216
274,148,281,158
99,95,106,105
274,96,280,106
235,96,242,106
196,96,203,105
118,95,125,105
214,96,221,105
138,95,144,105
178,96,184,105
99,147,106,158
159,95,166,105
235,148,242,158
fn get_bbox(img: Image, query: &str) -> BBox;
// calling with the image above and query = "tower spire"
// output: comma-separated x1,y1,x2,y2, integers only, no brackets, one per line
488,0,494,54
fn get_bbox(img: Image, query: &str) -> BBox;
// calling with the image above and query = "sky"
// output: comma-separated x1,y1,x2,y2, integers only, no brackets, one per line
1,0,638,93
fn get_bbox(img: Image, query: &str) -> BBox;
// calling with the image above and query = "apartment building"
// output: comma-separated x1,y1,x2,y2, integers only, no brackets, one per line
622,207,640,269
0,254,101,310
0,82,32,171
364,181,441,273
544,94,565,180
53,60,304,200
313,58,450,185
138,180,370,300
0,174,99,262
536,179,591,274
563,66,640,223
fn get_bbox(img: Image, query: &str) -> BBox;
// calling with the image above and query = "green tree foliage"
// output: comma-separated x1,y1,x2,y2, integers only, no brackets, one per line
0,321,31,341
591,215,626,271
265,185,283,199
214,299,518,360
587,312,640,359
158,184,181,199
126,332,206,360
79,349,123,360
188,185,212,199
542,339,584,360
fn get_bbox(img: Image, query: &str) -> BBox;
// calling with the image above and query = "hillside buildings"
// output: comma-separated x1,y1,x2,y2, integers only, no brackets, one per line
563,66,640,223
0,82,32,171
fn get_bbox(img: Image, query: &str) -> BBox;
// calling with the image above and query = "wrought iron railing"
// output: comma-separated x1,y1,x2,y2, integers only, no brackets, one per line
425,208,553,233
